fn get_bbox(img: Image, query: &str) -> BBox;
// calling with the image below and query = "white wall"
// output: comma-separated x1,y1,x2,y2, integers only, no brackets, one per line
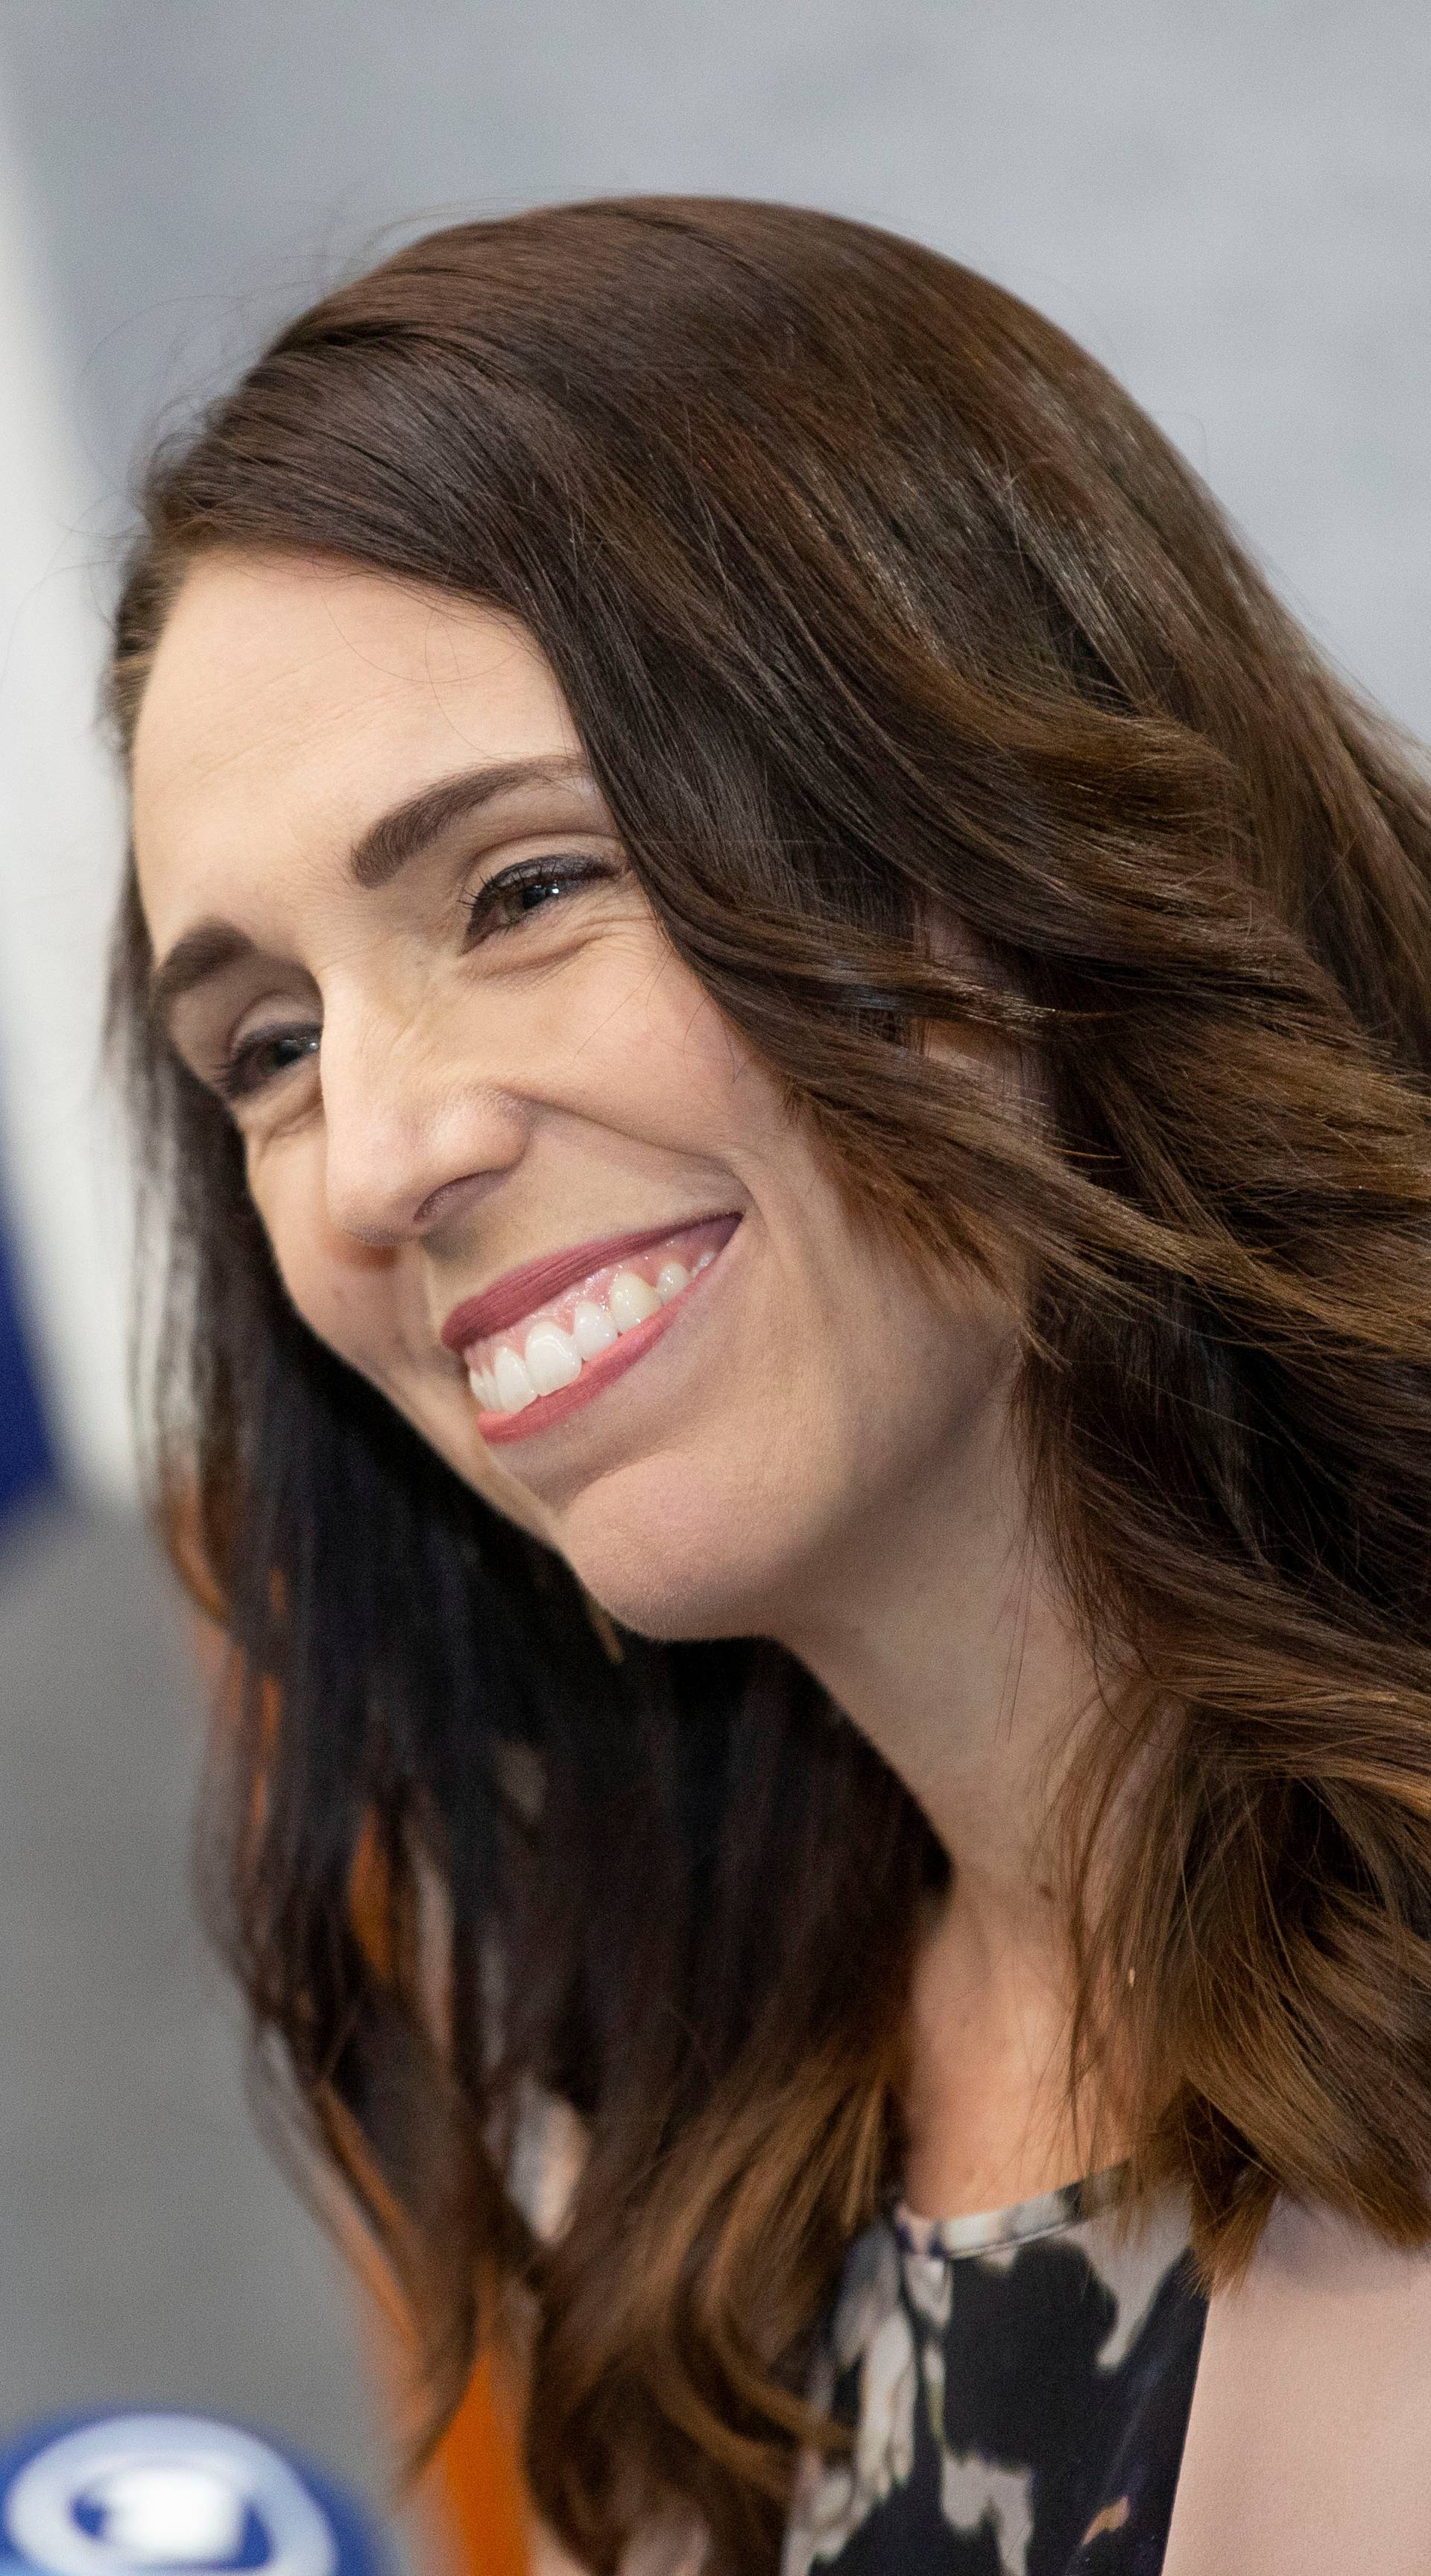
0,75,133,1500
4,0,1428,730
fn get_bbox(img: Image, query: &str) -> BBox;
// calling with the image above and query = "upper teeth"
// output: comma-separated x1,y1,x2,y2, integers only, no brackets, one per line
523,1319,583,1395
608,1268,660,1331
572,1298,618,1357
491,1345,537,1412
467,1249,705,1419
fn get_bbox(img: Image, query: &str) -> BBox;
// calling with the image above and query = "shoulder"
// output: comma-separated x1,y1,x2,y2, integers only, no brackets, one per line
1165,2198,1431,2576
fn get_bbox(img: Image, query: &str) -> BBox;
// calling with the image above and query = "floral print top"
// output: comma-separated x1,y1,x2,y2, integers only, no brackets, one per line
782,2170,1206,2576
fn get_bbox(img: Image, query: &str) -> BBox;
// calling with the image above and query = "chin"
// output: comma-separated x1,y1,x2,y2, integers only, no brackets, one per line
560,1527,766,1643
552,1465,806,1644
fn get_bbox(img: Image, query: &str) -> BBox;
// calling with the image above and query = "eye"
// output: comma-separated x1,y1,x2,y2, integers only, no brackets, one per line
214,1021,320,1103
464,853,617,944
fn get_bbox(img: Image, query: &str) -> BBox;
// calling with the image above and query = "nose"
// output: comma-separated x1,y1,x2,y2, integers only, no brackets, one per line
317,988,526,1246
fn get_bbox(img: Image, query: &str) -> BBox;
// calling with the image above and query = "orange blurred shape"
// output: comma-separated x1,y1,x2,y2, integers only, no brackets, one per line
423,2351,529,2576
183,1603,531,2572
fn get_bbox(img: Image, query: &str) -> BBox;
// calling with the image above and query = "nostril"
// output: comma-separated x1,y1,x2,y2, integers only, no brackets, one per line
412,1169,499,1231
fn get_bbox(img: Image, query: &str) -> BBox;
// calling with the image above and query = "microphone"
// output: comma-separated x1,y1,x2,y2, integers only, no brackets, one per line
0,2411,394,2576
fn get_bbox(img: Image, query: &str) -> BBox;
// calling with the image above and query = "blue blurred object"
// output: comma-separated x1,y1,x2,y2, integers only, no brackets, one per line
0,2412,392,2576
0,1193,54,1530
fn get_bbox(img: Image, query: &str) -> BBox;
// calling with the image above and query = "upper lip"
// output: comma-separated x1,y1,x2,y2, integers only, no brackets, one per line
440,1214,739,1354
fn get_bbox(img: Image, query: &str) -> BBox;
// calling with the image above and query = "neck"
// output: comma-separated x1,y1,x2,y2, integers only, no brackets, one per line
776,1377,1125,2218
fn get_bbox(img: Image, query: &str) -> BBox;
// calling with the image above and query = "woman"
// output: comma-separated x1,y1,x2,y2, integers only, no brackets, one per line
109,197,1431,2574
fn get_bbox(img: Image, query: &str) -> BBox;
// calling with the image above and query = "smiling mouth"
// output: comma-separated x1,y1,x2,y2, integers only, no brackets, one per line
448,1213,741,1444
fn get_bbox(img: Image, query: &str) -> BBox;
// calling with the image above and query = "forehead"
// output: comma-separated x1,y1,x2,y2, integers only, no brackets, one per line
131,550,577,935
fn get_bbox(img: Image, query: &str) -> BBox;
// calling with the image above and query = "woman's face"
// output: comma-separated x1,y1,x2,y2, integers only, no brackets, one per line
133,552,1017,1642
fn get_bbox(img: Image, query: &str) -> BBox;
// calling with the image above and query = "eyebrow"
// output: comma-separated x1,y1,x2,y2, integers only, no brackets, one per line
350,751,596,889
148,751,598,1026
148,919,258,1025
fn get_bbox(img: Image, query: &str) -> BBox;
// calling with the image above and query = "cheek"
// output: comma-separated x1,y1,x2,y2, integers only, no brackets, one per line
249,1146,400,1376
568,942,771,1156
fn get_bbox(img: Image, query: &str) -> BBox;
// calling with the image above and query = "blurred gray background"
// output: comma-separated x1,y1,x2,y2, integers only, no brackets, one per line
0,0,1425,2545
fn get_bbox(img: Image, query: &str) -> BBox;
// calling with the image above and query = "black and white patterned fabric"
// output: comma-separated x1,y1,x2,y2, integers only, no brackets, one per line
782,2170,1207,2576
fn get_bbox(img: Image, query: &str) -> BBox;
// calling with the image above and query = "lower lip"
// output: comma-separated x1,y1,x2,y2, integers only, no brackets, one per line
473,1217,741,1446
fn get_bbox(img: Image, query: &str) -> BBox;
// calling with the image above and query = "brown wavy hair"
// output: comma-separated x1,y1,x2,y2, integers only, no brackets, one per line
107,197,1431,2570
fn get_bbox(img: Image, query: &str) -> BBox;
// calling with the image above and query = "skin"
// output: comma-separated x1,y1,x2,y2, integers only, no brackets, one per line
133,548,1121,2223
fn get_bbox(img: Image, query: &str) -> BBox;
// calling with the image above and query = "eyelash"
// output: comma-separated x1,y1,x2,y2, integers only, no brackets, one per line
214,1024,319,1104
464,850,614,941
213,853,614,1105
